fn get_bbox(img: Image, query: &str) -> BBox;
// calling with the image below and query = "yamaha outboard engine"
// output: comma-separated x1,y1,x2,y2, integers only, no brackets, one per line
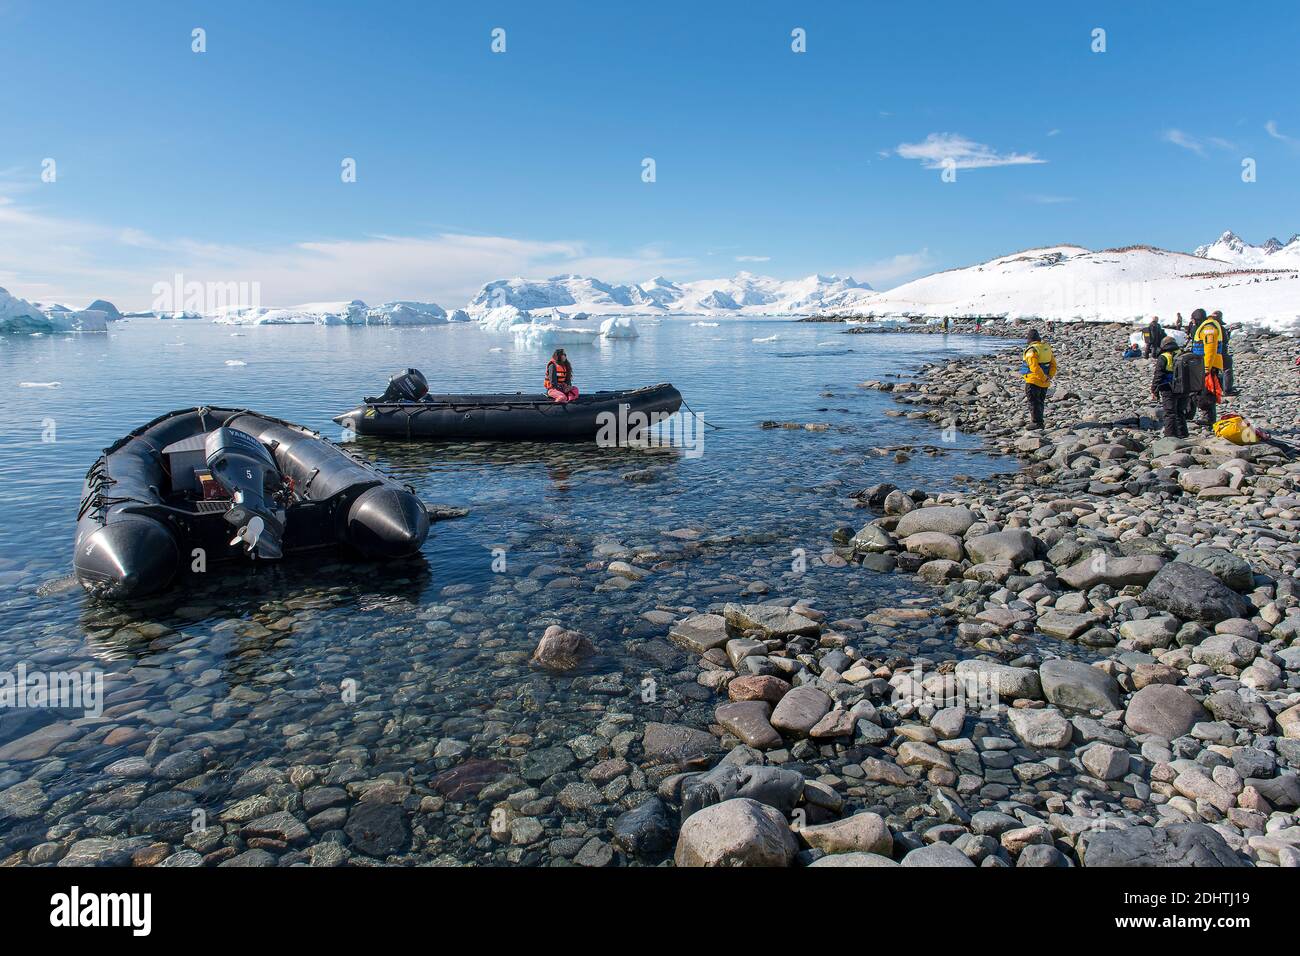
377,368,429,402
204,427,286,559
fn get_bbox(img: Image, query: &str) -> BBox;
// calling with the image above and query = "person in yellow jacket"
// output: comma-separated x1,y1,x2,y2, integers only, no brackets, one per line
1020,329,1057,429
1191,308,1226,425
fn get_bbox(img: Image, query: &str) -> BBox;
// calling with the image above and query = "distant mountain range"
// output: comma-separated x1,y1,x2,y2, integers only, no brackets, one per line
462,231,1299,330
5,231,1298,334
1193,230,1300,269
467,272,875,318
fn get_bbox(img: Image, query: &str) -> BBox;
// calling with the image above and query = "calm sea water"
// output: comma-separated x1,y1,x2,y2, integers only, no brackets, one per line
0,317,1007,862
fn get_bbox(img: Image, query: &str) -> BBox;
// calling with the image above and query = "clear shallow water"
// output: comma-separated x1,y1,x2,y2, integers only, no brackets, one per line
0,318,1007,863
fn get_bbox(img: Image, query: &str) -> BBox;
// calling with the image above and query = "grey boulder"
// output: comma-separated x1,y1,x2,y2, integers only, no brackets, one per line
1141,562,1253,623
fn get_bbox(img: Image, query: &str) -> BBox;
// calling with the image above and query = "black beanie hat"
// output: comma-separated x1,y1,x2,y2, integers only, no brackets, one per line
1026,329,1040,343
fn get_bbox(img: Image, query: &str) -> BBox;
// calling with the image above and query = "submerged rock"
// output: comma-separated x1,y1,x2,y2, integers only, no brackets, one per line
531,624,596,670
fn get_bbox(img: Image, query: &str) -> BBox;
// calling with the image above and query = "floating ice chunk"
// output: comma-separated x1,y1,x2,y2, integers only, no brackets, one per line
752,334,779,343
477,305,533,332
691,321,719,327
225,360,247,366
214,300,370,326
599,316,639,339
511,323,600,350
19,381,61,388
365,301,449,326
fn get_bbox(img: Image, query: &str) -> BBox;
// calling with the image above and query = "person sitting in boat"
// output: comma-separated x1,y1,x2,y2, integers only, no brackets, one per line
545,348,579,403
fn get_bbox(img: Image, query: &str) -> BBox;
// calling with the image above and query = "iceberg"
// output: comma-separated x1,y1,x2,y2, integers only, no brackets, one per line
1,289,108,333
477,305,533,332
365,301,449,326
511,323,600,350
213,300,370,326
598,316,639,339
85,299,124,321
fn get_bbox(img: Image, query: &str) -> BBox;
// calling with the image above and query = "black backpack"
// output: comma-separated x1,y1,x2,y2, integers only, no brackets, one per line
1173,351,1204,395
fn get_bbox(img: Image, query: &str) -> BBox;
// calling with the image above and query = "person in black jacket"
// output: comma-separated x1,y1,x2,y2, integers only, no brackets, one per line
1151,336,1187,438
1143,316,1165,358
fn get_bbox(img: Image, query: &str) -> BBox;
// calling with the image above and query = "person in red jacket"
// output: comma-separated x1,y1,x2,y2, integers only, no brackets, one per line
545,348,579,403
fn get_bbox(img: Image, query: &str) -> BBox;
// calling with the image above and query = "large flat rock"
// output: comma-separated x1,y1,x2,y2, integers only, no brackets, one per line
769,685,832,736
668,613,730,653
722,603,820,638
1039,658,1121,712
895,505,976,538
1081,823,1243,867
715,701,782,749
1124,684,1208,739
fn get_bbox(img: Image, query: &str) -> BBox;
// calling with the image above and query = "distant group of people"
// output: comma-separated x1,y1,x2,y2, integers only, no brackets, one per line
1017,308,1234,436
1143,308,1232,438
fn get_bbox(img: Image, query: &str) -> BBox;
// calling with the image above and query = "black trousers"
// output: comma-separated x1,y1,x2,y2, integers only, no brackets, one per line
1198,369,1221,424
1159,388,1187,437
1025,383,1047,428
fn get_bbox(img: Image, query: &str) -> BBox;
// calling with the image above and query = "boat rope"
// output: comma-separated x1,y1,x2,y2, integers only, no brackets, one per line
680,397,722,430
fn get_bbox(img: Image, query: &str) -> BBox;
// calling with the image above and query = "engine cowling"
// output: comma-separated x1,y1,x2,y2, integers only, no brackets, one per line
204,427,285,559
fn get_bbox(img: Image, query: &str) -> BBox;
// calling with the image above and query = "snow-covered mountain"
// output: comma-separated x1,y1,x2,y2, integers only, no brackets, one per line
855,244,1300,330
466,272,874,318
1194,230,1300,269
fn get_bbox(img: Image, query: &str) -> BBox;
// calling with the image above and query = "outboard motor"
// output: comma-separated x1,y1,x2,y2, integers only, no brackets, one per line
204,427,286,559
377,368,429,402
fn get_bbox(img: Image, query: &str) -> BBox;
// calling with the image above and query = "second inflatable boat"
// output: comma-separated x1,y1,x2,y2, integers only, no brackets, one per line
335,369,684,441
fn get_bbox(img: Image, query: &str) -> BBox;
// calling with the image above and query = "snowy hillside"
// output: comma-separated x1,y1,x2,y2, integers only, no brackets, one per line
850,244,1300,330
1194,230,1300,270
466,272,874,318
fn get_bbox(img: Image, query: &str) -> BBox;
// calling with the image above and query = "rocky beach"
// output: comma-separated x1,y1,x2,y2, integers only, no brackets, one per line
664,320,1300,868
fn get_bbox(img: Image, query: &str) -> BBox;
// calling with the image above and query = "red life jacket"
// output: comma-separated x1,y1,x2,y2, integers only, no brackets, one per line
545,360,571,390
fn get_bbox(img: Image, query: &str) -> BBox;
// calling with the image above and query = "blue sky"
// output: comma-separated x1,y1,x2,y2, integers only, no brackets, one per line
1,0,1297,308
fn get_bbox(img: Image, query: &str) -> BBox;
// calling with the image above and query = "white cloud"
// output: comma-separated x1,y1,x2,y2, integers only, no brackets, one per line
735,255,770,262
895,133,1046,170
1265,120,1298,149
840,250,934,290
1161,128,1237,156
1025,193,1076,205
0,193,695,310
1162,129,1205,155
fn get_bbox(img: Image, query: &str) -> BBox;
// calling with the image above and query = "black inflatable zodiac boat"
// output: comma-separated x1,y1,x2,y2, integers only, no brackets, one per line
74,407,430,599
334,369,684,441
